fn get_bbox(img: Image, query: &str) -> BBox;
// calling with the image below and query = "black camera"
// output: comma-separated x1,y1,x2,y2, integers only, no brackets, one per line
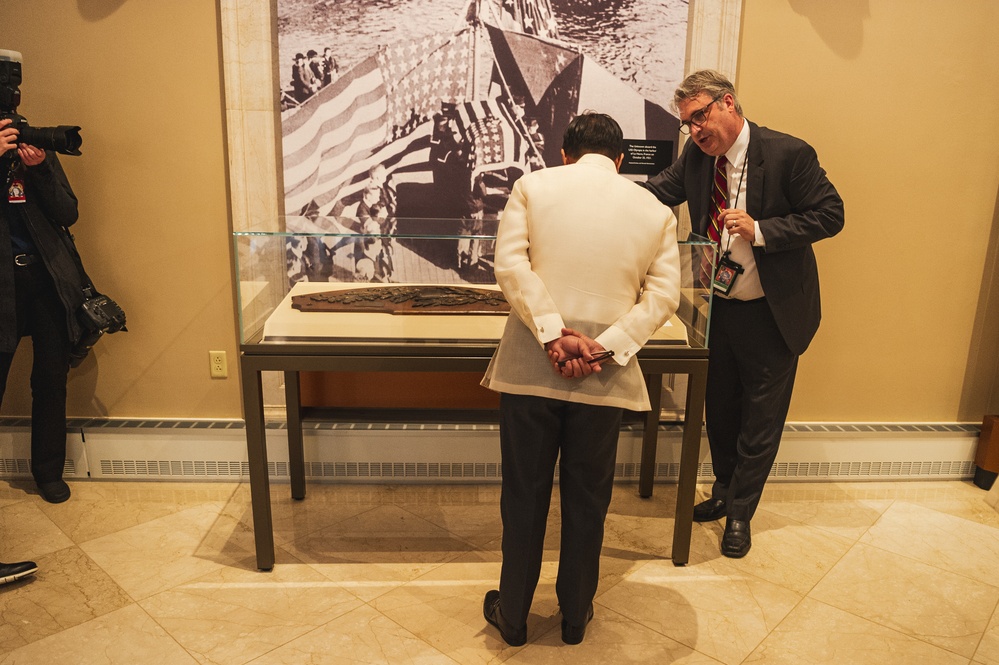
69,289,128,368
0,49,82,161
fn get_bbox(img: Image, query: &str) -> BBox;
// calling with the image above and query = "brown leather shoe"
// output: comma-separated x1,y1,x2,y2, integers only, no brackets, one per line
483,589,527,646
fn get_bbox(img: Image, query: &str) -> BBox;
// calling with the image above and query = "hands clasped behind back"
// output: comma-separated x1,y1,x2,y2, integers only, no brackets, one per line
546,327,610,379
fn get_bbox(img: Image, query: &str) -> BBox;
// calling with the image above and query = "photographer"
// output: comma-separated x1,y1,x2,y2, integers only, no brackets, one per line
0,115,84,504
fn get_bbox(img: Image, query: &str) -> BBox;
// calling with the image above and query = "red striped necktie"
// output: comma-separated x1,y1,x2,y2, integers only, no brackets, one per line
698,155,729,286
708,155,728,245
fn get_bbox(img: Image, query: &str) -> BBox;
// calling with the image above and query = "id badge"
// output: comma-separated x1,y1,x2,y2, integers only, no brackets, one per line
7,178,26,204
712,252,744,295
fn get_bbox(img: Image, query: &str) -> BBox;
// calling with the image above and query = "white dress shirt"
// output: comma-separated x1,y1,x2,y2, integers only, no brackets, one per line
716,120,765,301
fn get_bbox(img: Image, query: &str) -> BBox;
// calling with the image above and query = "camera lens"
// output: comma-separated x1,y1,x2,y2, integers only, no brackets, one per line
18,124,83,156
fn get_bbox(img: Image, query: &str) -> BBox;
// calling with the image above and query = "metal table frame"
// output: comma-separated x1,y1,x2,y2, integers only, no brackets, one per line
240,336,708,570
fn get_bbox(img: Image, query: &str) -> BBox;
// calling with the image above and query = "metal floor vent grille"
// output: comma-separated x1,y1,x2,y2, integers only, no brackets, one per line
769,459,975,479
98,459,251,478
783,423,978,433
0,458,76,476
0,418,979,434
305,461,502,479
643,459,975,481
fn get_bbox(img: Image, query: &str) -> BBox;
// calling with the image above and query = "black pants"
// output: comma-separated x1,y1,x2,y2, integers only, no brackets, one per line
0,262,71,484
497,392,622,627
705,297,797,522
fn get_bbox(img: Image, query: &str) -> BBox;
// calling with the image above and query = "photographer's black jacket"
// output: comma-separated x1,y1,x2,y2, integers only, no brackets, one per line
0,152,85,353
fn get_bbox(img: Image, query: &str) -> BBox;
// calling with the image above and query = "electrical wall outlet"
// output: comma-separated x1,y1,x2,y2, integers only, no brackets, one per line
209,350,228,379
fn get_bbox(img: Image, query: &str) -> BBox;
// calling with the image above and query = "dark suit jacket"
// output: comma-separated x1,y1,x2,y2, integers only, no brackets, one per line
643,121,844,355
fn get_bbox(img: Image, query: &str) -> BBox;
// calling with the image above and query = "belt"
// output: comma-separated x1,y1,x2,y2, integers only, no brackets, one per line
14,254,39,267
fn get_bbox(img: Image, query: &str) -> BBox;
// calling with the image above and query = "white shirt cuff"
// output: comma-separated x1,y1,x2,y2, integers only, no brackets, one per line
594,326,641,366
534,313,565,345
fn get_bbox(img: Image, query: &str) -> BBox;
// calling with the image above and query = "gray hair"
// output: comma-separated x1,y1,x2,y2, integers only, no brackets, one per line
673,69,743,116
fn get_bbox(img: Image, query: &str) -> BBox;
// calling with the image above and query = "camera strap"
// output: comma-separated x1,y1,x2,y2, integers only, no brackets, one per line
59,227,97,294
4,158,19,192
59,227,128,335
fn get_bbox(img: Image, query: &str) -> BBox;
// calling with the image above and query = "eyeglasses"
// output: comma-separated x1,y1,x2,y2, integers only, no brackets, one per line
679,95,723,135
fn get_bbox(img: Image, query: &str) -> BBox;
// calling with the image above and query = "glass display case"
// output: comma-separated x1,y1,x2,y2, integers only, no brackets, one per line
234,217,713,571
233,218,713,348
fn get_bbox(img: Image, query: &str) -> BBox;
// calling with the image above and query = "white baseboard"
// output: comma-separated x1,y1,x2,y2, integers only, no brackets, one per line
0,419,981,484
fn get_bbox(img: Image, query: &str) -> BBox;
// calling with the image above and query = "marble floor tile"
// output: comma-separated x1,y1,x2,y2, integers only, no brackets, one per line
755,496,892,540
602,507,675,561
810,542,999,658
987,479,999,510
0,500,74,562
704,509,856,595
0,546,132,652
915,495,999,530
369,552,560,663
976,604,999,665
224,483,390,546
0,604,200,665
139,550,363,665
610,482,679,509
79,502,247,600
764,480,981,503
596,558,802,665
505,605,726,663
744,597,969,664
0,480,31,509
285,504,476,601
861,501,999,585
3,478,999,663
36,481,239,543
392,500,504,549
243,604,460,664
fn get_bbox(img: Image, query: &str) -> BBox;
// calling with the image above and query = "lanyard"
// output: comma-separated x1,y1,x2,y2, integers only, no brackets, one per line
721,152,749,256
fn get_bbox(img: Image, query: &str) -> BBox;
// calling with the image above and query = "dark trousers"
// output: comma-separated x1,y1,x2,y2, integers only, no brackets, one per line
0,262,71,483
497,392,622,627
705,297,797,522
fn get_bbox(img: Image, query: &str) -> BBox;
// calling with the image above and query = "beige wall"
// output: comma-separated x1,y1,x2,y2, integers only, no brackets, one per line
3,1,997,423
737,0,999,422
3,0,242,418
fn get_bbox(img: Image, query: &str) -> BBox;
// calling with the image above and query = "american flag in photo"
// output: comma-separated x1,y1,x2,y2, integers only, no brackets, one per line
455,98,527,179
379,30,470,140
281,29,471,218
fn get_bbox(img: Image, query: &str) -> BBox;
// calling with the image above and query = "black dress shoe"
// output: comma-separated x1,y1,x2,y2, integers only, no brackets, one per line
692,497,726,522
37,480,71,504
0,560,38,585
483,589,527,646
721,518,751,558
561,603,594,645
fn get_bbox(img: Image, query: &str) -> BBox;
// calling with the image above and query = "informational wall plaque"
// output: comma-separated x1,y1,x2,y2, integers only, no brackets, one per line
292,285,510,314
620,139,674,177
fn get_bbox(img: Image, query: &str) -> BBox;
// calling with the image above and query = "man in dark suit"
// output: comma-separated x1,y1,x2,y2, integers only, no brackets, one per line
643,70,843,558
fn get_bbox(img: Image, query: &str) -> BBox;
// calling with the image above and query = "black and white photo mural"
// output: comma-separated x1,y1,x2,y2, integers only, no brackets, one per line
277,0,688,285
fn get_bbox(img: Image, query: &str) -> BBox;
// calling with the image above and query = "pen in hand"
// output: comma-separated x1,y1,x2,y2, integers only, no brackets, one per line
556,350,614,367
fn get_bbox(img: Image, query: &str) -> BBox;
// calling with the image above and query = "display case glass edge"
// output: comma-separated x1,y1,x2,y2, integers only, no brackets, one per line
233,223,713,349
